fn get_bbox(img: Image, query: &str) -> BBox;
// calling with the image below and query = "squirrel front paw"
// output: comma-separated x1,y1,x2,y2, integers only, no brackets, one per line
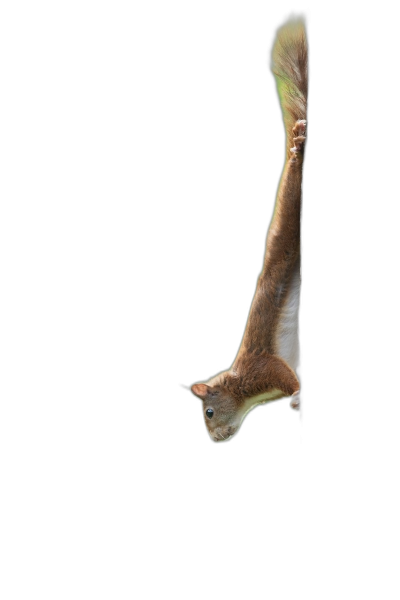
290,119,306,157
290,390,300,410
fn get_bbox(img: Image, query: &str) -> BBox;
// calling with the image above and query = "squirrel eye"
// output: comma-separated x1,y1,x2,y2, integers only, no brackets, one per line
206,408,214,419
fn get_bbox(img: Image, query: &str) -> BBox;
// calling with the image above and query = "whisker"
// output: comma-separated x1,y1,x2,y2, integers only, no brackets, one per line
180,384,192,390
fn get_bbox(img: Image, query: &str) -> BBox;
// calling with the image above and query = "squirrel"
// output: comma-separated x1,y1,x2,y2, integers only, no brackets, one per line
190,17,308,442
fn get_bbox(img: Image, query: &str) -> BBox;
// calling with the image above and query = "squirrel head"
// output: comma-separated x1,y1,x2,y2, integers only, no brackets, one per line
191,380,242,442
190,353,300,441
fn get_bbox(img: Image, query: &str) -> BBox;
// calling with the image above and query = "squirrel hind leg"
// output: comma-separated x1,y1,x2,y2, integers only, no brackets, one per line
293,119,306,136
290,119,307,156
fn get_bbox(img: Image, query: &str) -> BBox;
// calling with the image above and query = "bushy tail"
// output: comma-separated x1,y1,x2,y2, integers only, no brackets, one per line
271,17,308,159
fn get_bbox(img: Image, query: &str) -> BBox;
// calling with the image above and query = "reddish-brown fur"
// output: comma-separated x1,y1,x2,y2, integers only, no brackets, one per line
191,18,308,441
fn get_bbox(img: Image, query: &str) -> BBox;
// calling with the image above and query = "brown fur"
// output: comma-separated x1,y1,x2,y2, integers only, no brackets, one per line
191,18,308,441
271,18,308,159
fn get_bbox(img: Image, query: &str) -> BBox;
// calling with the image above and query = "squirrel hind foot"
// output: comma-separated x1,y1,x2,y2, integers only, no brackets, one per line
293,119,306,136
290,120,307,158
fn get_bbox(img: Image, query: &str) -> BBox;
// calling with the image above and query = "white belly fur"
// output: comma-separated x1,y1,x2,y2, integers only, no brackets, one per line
239,389,284,424
275,266,300,372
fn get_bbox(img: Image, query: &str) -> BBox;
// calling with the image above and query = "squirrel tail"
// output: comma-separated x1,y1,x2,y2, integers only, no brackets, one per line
271,17,308,160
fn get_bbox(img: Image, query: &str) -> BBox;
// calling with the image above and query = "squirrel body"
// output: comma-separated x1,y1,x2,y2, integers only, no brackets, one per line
191,18,308,441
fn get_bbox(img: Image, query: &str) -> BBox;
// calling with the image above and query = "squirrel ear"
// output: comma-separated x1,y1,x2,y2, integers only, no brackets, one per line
191,383,212,399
